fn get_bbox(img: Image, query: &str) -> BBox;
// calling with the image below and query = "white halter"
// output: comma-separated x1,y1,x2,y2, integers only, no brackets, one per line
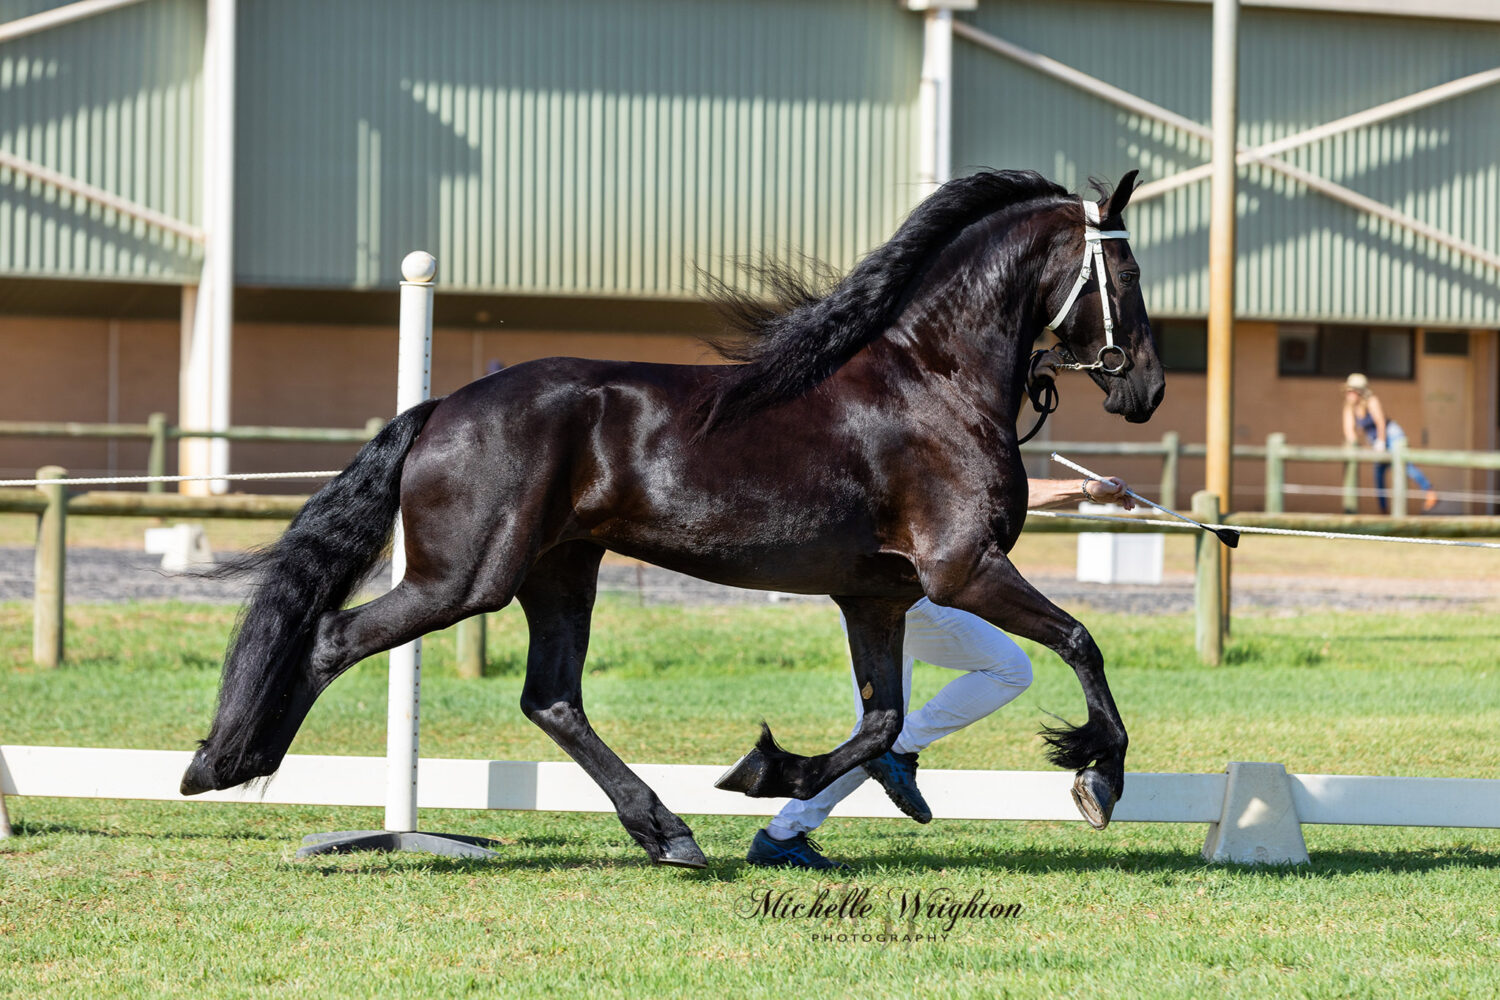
1043,200,1132,374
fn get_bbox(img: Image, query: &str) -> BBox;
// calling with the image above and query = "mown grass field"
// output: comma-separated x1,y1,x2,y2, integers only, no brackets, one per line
3,596,1499,998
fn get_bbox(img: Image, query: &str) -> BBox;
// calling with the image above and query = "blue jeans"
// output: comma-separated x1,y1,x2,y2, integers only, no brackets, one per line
1372,428,1432,513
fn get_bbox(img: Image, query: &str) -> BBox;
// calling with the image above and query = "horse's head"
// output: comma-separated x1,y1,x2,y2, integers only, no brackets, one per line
1039,170,1164,423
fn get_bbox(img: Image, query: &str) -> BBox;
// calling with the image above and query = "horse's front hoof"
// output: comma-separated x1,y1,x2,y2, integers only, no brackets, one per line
1071,768,1116,830
715,747,773,796
655,835,708,869
179,753,219,796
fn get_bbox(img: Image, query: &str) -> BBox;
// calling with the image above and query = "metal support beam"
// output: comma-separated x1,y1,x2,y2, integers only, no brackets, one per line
0,150,204,244
0,0,149,44
1135,65,1500,203
951,19,1500,274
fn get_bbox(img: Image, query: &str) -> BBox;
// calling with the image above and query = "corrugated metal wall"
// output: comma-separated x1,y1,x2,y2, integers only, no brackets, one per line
234,0,922,296
3,0,1495,326
953,0,1500,326
0,0,202,281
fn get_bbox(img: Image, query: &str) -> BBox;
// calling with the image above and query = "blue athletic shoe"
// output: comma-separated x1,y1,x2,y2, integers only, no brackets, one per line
746,828,847,870
862,750,933,823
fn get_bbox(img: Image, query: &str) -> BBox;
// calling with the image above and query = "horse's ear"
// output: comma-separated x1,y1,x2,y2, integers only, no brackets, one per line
1102,169,1139,218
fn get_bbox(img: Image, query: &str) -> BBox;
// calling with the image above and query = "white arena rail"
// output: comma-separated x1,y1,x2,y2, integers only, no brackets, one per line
4,745,1498,865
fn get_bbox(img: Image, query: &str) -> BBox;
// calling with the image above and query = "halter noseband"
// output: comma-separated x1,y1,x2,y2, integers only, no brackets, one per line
1043,200,1131,375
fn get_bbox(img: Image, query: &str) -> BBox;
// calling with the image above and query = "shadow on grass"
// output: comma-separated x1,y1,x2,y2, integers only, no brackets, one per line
9,819,289,842
823,843,1500,879
274,843,1500,880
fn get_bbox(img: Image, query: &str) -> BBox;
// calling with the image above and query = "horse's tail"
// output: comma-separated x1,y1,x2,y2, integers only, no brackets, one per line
200,397,443,769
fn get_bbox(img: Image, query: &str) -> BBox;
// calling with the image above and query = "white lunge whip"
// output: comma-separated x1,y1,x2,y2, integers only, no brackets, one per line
1051,452,1241,549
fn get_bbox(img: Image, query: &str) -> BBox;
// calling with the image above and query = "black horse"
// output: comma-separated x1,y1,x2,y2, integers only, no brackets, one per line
181,169,1163,867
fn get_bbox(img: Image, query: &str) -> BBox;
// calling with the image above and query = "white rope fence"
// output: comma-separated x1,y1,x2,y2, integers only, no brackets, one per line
0,471,340,488
1026,509,1500,550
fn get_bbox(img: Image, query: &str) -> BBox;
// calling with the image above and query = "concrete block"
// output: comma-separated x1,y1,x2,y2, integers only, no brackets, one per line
1203,761,1310,865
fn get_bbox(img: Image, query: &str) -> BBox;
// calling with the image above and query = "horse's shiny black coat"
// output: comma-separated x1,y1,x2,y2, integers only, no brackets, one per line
182,169,1163,866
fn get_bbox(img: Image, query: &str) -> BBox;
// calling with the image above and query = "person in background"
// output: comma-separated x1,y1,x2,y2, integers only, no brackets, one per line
1341,372,1437,514
746,474,1136,870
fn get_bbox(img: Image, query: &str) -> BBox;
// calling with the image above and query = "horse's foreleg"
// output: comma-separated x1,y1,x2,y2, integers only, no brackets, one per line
924,553,1127,829
715,596,908,801
517,543,706,869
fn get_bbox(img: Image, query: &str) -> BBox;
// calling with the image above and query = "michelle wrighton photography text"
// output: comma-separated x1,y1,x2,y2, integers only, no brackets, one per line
738,886,1024,936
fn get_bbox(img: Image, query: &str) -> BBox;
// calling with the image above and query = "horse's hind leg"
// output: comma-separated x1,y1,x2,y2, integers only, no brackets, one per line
517,542,706,869
716,596,908,801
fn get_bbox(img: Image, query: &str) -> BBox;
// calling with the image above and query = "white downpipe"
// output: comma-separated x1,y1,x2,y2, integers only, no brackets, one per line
918,9,953,197
385,251,436,835
206,0,235,494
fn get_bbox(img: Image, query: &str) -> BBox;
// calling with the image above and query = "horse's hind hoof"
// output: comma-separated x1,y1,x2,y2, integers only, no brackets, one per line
1071,769,1116,830
656,835,708,869
715,747,772,797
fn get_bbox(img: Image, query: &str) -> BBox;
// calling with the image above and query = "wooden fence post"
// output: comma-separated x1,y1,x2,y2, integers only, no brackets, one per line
1160,431,1180,510
1193,490,1223,666
34,466,67,668
456,615,486,679
1264,432,1285,513
1342,447,1360,514
146,413,167,493
1390,440,1408,517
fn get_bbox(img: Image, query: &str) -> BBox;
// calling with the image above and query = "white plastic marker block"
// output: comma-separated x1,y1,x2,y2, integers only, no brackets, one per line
143,524,214,572
1075,502,1164,584
1202,761,1310,865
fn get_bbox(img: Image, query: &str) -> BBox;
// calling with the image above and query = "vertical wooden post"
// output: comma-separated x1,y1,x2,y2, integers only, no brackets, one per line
1204,0,1239,523
456,615,486,679
1390,440,1408,516
33,466,67,668
1160,431,1180,511
0,784,11,838
146,412,167,494
1342,448,1360,514
1193,490,1223,666
1264,432,1285,513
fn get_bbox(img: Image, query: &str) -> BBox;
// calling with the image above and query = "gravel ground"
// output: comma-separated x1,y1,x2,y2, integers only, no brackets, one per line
1,547,1492,615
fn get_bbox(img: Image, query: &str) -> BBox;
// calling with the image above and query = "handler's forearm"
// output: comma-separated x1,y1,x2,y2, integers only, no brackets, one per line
1028,478,1091,510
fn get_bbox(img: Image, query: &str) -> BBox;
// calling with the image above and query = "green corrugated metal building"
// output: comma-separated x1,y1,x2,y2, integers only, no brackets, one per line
1,0,1496,509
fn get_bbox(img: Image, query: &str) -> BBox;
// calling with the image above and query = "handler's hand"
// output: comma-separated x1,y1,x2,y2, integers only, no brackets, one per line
1087,476,1136,511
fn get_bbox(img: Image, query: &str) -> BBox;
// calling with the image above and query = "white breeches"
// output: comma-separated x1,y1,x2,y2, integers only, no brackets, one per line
767,597,1032,837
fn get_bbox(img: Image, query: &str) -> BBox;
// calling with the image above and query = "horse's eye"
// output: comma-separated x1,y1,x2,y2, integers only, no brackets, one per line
1117,271,1138,287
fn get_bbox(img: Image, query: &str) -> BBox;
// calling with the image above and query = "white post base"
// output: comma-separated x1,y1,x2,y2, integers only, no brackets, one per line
1203,761,1310,865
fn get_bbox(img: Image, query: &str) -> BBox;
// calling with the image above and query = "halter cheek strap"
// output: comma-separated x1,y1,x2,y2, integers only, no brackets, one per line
1043,200,1132,374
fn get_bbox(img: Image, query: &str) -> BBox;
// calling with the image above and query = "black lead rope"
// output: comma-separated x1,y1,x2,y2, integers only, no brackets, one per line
1017,349,1060,446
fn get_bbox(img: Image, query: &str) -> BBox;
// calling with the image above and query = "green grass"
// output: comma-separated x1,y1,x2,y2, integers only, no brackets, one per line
3,599,1500,998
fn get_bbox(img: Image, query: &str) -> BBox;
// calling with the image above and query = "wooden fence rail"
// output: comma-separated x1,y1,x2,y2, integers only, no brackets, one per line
8,419,1498,512
0,415,383,492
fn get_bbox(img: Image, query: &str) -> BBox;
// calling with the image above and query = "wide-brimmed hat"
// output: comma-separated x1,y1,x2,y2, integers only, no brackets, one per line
1344,373,1370,394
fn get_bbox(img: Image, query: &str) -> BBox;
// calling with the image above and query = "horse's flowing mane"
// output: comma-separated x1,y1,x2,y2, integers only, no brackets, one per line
698,169,1069,433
